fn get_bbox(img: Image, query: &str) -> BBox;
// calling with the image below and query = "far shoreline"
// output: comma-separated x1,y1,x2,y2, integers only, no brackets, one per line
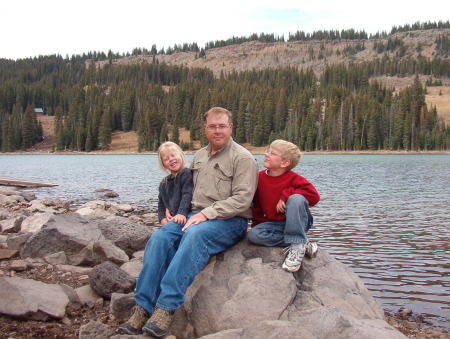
2,149,450,155
0,151,450,156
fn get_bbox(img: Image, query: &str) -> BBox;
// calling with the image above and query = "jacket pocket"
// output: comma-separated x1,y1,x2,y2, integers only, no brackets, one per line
214,163,233,200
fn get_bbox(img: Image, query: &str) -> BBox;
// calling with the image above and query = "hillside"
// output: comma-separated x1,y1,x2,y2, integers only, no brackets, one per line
3,27,449,153
96,29,450,87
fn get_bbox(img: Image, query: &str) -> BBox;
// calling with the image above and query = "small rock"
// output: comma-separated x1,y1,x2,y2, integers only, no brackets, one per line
60,316,72,325
399,307,413,316
78,320,115,339
0,249,19,260
113,204,135,212
404,320,420,330
10,259,28,271
88,261,135,299
104,191,119,198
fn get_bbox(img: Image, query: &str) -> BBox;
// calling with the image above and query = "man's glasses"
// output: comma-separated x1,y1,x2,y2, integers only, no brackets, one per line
205,124,230,131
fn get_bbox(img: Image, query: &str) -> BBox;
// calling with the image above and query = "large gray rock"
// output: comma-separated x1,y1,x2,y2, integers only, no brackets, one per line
202,307,406,339
95,215,153,256
88,261,135,299
0,276,80,321
20,213,153,263
20,211,55,233
165,241,404,339
20,213,103,259
92,240,129,265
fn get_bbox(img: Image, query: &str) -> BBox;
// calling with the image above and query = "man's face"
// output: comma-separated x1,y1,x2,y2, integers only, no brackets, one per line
204,113,232,151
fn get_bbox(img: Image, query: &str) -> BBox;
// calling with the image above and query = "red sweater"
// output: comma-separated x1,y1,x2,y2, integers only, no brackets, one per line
251,170,320,226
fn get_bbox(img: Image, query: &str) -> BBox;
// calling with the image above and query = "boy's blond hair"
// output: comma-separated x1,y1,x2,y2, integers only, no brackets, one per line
157,141,186,175
270,139,302,170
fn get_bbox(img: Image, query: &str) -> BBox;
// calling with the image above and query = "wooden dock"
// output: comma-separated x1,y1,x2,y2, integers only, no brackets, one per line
0,177,58,188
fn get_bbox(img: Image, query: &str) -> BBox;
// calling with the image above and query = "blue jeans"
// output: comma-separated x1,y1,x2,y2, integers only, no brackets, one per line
134,212,248,313
247,194,313,247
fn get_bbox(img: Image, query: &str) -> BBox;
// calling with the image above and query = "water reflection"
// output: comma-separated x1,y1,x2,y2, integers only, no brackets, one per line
0,154,449,329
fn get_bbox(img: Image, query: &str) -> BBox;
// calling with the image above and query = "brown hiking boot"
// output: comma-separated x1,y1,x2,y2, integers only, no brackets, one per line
118,305,150,335
142,307,175,338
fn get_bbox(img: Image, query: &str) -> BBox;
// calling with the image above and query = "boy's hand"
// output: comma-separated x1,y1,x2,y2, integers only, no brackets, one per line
173,214,186,225
165,208,173,221
160,217,168,226
276,200,286,214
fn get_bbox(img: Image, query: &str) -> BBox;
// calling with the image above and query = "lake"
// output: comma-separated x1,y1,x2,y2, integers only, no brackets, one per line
0,153,449,329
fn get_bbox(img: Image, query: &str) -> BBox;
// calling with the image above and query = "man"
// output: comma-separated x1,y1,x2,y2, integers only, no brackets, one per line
119,107,258,337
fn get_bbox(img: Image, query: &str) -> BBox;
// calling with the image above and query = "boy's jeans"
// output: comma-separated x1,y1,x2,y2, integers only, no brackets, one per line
247,194,313,247
134,212,248,313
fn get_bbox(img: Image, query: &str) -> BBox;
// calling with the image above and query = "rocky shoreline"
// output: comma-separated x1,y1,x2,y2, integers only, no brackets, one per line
0,186,449,338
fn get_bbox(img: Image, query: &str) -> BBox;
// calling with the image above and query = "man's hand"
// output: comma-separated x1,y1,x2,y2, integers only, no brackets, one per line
160,217,168,226
182,212,208,231
276,200,286,214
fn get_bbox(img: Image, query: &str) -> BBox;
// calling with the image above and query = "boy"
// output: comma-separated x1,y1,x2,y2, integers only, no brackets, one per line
247,139,320,272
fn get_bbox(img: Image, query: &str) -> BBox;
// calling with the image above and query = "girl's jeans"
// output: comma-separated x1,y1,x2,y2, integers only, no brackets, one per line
134,213,248,313
247,194,313,247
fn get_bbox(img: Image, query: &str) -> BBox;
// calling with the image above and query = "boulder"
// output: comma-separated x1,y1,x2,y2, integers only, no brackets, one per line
170,241,402,338
20,211,54,233
92,240,129,265
88,261,135,299
20,214,103,259
6,232,32,251
95,215,153,256
120,259,142,279
0,276,80,321
0,216,25,233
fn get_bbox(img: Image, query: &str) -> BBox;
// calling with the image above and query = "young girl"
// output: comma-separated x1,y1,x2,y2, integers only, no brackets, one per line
157,141,193,225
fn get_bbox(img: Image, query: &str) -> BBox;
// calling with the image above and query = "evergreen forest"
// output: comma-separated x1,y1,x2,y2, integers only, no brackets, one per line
0,21,449,152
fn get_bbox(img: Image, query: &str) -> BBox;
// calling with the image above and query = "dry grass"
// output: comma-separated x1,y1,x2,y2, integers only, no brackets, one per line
426,86,450,126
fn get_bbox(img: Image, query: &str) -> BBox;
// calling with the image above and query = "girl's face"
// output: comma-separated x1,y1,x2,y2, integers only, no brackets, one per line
160,148,183,175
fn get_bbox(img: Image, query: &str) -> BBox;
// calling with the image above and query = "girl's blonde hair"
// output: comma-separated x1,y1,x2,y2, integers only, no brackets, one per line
157,141,186,175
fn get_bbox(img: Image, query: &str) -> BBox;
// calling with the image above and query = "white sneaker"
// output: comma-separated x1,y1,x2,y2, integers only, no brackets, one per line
305,242,318,258
282,245,306,272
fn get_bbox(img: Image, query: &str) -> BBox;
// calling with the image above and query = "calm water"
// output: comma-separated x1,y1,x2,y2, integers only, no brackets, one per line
0,154,449,329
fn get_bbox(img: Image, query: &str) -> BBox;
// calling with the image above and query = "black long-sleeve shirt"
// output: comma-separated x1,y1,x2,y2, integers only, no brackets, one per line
157,167,194,222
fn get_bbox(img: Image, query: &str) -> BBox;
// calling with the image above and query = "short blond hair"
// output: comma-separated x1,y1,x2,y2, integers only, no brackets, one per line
204,107,232,124
157,141,186,175
270,139,302,170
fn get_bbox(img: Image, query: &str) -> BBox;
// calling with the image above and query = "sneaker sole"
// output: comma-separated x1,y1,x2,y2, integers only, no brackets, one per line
282,262,301,272
118,325,141,335
142,326,166,338
306,242,318,258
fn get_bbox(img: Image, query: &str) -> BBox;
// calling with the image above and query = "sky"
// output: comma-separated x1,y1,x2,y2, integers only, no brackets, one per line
1,0,449,60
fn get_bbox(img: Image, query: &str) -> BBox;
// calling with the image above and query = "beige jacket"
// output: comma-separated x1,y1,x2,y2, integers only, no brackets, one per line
190,138,258,220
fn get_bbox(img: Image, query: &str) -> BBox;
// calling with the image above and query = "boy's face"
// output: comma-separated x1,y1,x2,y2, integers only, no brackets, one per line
264,147,289,171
